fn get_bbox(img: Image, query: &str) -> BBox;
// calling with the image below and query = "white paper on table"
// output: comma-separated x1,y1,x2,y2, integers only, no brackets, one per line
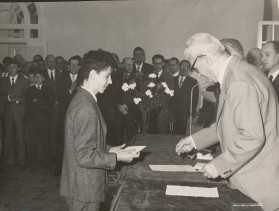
122,146,146,153
149,165,196,172
196,152,213,160
165,185,219,198
193,163,206,172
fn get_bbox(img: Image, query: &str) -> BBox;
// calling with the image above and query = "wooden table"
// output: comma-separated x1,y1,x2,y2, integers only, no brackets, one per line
111,134,263,211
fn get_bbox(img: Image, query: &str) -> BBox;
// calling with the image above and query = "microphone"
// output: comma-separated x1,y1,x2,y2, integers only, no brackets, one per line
188,79,210,135
182,79,209,160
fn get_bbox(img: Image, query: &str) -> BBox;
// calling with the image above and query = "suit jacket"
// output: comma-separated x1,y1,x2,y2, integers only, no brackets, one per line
133,62,154,75
0,74,29,118
172,76,198,117
133,63,154,91
25,85,53,126
192,56,279,210
271,74,279,101
42,68,62,94
56,73,80,122
153,69,174,107
60,88,117,202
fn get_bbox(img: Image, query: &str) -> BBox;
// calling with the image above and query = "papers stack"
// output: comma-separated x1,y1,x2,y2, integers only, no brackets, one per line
166,185,219,198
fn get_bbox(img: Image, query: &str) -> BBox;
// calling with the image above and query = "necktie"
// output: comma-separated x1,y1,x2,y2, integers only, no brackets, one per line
123,74,128,83
37,85,40,90
269,75,273,82
137,66,140,72
11,78,15,88
155,73,159,84
50,70,54,81
71,75,76,83
179,77,184,88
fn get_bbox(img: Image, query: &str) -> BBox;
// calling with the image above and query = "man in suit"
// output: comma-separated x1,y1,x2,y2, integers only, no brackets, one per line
149,54,174,134
176,33,279,211
118,57,139,142
43,55,62,92
54,55,82,175
0,58,29,166
261,41,279,100
60,50,139,211
172,60,198,135
43,54,62,167
133,47,153,91
97,53,124,147
168,57,180,77
25,69,53,166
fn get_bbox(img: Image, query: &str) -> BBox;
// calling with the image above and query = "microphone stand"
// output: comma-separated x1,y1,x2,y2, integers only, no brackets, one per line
188,80,210,136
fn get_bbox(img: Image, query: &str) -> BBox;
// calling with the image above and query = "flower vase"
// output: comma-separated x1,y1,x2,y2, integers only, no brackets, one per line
141,108,150,135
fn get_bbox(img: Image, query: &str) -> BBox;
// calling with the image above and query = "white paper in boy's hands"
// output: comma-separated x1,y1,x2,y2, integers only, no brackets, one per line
122,146,146,154
193,163,206,172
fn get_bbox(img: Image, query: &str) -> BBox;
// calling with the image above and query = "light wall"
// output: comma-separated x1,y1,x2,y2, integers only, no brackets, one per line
40,0,264,62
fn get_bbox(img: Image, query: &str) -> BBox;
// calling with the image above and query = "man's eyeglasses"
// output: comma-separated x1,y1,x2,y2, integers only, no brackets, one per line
189,55,206,73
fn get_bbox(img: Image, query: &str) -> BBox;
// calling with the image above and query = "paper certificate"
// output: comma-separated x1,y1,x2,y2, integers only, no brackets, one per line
193,163,206,172
196,152,213,160
122,146,146,153
166,185,219,198
149,165,196,172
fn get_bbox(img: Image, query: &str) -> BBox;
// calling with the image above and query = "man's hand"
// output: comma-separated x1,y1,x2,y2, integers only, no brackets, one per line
175,136,195,156
118,104,128,115
200,162,219,179
116,149,140,163
109,143,126,153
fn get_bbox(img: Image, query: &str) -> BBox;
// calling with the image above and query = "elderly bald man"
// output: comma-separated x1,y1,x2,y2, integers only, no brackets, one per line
176,33,279,211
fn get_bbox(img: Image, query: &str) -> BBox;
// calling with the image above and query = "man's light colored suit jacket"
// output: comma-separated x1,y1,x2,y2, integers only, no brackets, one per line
192,56,279,211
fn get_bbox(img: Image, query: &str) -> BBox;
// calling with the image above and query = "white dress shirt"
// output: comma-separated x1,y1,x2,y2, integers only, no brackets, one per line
268,69,279,82
47,69,55,80
135,63,143,72
9,74,18,85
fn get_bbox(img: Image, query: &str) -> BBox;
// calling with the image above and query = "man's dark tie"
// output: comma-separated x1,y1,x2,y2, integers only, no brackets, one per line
123,74,128,83
11,78,15,88
50,70,54,82
37,85,40,91
155,73,159,84
137,66,140,72
269,75,273,82
179,77,184,88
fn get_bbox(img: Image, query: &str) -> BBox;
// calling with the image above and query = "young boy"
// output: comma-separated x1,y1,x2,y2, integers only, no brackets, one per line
25,69,53,167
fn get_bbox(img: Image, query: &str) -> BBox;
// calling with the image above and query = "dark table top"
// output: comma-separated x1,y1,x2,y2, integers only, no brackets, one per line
115,179,262,211
124,134,223,183
112,134,262,211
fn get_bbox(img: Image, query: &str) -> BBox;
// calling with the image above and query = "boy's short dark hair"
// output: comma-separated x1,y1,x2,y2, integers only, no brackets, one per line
81,50,114,81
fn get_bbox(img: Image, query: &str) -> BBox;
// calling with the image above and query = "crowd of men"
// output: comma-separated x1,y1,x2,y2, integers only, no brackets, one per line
0,39,278,175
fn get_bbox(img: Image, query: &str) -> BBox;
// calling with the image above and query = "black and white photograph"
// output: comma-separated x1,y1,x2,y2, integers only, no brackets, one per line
0,1,278,210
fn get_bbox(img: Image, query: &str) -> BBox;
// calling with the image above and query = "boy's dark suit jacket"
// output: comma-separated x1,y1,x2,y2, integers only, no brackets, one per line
25,85,53,126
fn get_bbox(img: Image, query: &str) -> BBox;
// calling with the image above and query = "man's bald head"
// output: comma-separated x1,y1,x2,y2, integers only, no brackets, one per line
220,38,244,60
123,57,134,73
247,48,262,68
